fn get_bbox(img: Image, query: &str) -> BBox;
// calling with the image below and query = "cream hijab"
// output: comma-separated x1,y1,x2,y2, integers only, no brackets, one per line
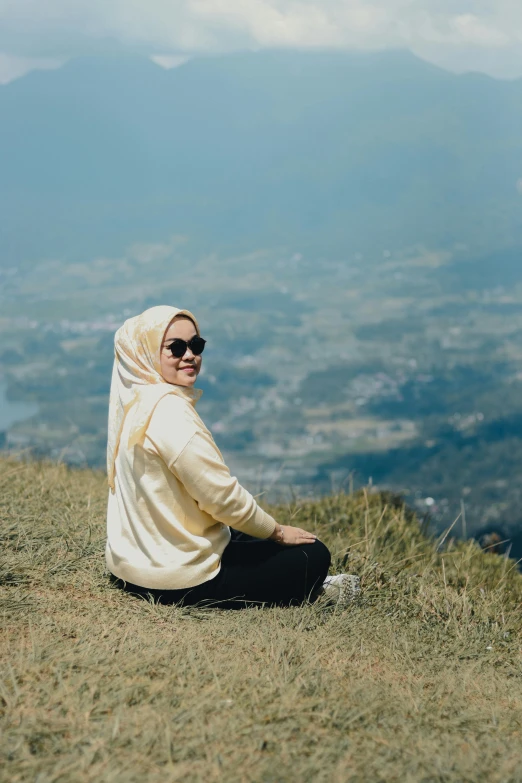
107,305,202,490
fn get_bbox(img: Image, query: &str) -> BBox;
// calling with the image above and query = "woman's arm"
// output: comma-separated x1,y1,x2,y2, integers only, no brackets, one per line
268,523,317,546
171,429,277,538
147,398,317,544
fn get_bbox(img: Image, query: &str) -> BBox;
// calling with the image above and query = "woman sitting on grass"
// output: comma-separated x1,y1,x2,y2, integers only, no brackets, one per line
106,305,360,608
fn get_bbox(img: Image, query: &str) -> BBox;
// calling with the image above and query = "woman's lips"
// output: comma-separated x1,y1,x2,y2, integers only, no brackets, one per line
180,367,196,373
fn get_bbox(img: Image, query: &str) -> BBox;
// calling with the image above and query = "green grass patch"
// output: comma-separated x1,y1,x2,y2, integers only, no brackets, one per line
1,458,522,782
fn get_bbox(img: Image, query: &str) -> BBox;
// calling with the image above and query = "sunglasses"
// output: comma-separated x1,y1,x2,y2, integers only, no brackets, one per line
166,336,206,358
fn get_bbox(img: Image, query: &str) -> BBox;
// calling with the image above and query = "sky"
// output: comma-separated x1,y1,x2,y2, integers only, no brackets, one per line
1,0,522,83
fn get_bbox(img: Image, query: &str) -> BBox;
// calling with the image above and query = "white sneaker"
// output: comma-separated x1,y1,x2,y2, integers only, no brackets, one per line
320,574,361,607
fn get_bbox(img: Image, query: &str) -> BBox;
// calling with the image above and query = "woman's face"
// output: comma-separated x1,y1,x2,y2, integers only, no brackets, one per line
160,316,202,387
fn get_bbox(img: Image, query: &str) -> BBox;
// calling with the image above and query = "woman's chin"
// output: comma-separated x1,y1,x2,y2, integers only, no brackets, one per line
176,373,197,387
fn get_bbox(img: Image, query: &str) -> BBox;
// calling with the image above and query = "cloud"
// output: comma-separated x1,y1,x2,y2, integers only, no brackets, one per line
1,0,522,80
0,53,63,84
450,14,509,47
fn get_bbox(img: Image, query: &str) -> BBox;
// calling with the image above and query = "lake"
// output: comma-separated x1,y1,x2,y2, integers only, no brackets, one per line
0,382,38,431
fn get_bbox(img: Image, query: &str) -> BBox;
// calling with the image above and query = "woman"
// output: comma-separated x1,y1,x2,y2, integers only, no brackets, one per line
106,305,360,608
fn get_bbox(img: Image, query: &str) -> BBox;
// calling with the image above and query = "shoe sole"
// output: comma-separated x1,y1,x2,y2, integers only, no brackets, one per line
337,574,361,606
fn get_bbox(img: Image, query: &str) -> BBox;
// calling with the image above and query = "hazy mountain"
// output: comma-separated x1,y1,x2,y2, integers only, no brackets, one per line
1,49,522,263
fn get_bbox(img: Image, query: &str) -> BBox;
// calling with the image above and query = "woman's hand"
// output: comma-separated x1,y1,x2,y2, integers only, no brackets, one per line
269,523,317,546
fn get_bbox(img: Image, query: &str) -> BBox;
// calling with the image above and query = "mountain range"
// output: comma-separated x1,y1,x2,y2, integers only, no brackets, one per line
1,49,522,264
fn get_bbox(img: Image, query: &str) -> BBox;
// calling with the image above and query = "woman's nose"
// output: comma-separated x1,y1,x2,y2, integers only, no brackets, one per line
183,347,195,360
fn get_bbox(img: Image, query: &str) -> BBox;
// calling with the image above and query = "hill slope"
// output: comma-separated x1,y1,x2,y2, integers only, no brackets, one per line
1,458,522,782
2,50,522,262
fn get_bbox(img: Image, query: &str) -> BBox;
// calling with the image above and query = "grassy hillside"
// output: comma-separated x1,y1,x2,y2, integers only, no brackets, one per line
1,457,522,782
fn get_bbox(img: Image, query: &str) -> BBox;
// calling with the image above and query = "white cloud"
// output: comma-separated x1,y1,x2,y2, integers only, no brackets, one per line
450,13,509,47
1,0,522,81
0,53,63,84
150,54,190,69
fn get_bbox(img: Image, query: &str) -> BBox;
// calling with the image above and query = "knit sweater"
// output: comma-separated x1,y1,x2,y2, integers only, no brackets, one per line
106,391,276,589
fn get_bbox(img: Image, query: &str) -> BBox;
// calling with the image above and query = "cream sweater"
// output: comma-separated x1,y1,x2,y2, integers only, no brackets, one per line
106,391,276,589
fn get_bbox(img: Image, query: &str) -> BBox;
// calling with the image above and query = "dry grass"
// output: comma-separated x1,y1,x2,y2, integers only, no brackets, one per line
1,457,522,783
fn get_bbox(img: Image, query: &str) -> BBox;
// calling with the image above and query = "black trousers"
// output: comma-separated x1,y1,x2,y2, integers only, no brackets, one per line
112,530,331,609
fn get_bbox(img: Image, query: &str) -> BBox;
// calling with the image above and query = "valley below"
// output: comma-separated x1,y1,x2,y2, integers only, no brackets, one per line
3,238,522,537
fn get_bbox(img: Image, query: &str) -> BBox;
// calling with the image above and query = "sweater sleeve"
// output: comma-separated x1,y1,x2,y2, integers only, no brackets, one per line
170,429,277,539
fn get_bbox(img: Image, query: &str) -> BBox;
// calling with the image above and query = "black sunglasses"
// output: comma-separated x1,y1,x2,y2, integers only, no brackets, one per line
167,336,206,358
